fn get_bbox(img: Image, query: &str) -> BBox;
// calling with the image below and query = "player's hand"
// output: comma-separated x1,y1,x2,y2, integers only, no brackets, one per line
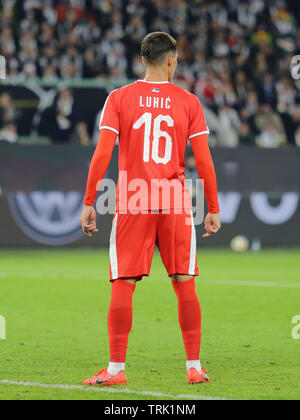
80,204,98,238
202,213,221,238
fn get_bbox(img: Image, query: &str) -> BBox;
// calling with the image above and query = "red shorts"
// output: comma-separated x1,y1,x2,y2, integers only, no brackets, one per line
109,210,199,281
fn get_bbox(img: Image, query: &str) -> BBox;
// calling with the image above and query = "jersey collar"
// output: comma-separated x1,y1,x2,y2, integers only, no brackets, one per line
137,79,170,84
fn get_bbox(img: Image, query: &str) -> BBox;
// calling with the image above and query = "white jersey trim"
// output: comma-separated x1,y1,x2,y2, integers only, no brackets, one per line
189,130,210,140
100,126,119,135
137,79,170,84
98,89,118,130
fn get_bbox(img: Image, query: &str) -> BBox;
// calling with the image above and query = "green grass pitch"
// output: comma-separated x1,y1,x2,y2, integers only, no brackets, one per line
0,248,300,400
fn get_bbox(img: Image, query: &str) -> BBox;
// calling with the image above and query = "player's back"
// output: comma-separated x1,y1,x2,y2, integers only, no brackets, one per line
100,80,209,211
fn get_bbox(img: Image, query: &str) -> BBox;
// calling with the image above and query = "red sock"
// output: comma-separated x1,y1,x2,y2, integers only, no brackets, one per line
172,278,202,360
107,280,136,363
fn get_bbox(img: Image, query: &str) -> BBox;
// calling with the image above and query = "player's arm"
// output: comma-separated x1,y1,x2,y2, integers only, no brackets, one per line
190,134,221,238
81,129,118,237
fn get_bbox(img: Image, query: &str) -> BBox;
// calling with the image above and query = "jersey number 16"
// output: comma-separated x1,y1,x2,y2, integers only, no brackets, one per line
133,112,174,165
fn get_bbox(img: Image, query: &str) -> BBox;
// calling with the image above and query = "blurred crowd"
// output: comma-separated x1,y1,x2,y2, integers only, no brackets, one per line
1,0,300,147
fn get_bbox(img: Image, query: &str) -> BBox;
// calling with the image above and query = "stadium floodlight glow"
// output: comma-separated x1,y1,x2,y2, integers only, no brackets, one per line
0,315,6,340
0,55,6,80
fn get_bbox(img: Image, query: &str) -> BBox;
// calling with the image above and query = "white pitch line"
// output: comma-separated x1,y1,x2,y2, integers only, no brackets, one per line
0,380,227,401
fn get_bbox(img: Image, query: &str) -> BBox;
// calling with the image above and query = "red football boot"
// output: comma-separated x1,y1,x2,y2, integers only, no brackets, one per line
187,367,211,384
83,368,126,386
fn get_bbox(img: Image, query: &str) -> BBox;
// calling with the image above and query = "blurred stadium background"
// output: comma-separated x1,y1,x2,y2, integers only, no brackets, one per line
0,0,299,248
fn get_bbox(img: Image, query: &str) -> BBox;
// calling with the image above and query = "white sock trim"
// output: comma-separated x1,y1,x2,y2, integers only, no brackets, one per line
108,362,125,375
186,360,202,374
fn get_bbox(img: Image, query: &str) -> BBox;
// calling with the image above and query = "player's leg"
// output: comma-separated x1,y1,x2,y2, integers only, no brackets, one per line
158,212,210,383
172,275,201,368
172,274,209,383
106,211,159,380
107,277,137,376
83,277,138,386
107,211,159,377
84,212,157,386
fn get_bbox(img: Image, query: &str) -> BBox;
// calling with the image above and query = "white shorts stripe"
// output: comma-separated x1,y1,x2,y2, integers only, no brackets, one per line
110,213,119,280
188,211,196,275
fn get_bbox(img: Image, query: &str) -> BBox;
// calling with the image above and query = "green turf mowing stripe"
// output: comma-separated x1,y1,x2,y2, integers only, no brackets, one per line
0,272,299,289
198,279,300,288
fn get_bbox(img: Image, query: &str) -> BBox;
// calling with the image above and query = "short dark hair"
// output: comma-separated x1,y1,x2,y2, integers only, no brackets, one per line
141,32,177,65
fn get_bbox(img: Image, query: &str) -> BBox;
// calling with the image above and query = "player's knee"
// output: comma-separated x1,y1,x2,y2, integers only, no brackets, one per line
172,274,194,283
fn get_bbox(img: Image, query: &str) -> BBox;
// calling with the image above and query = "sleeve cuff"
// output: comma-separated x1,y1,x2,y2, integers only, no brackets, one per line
83,198,95,206
100,126,119,135
189,130,210,140
208,207,220,214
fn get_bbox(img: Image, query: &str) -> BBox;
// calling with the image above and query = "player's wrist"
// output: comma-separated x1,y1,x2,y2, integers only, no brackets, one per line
208,209,220,215
83,201,94,207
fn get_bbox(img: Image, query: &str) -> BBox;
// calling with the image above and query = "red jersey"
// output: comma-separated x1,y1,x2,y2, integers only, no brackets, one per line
99,80,209,212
